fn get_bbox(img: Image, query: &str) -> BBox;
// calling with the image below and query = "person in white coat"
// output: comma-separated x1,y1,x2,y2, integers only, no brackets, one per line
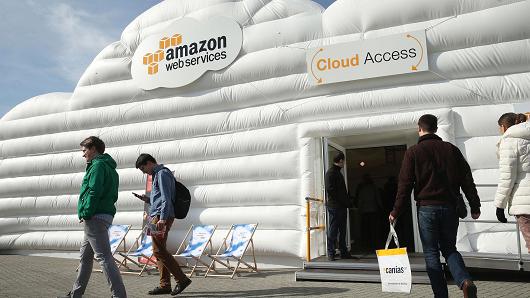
495,112,530,253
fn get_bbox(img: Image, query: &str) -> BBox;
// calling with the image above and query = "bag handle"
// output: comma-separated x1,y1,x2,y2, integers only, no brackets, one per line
385,222,400,249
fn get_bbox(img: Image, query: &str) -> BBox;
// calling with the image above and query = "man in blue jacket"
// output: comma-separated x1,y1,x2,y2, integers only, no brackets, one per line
135,153,192,296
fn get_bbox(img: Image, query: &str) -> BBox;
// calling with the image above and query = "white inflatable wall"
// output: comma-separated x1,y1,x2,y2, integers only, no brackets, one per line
1,0,529,265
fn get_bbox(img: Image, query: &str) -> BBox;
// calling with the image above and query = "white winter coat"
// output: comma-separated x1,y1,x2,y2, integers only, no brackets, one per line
495,122,530,215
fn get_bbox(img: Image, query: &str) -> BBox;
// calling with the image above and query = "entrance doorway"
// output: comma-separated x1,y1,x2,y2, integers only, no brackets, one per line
347,145,415,254
322,129,419,255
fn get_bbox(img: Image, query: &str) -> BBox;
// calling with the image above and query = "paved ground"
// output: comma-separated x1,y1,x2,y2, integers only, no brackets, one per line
0,255,529,298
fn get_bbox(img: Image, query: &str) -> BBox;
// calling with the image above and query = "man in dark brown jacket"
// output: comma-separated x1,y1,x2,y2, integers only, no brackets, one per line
389,114,480,298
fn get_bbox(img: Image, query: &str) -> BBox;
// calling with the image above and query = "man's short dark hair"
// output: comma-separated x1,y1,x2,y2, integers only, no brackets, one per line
333,152,345,163
135,153,157,168
80,136,105,154
418,114,438,133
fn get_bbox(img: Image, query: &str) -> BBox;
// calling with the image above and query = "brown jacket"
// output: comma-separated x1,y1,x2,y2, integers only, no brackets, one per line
391,134,481,218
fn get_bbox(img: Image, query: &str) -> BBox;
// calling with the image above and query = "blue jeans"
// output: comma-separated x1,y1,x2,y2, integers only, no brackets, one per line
418,205,471,298
327,208,348,256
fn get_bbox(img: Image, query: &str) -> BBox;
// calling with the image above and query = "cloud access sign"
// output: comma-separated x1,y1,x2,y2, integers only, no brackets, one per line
307,30,428,85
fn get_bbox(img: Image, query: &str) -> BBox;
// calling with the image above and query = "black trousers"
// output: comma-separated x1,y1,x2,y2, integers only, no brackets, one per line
327,207,348,256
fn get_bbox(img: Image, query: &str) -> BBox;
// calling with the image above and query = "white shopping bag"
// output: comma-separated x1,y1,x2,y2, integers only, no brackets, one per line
376,223,412,293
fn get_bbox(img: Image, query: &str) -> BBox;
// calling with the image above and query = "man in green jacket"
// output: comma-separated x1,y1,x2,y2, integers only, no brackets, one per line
58,136,126,298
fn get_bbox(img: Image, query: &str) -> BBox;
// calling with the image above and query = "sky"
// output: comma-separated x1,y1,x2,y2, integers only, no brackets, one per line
0,0,335,118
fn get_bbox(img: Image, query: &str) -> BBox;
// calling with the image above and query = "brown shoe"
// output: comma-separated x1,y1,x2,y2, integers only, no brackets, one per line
461,279,477,298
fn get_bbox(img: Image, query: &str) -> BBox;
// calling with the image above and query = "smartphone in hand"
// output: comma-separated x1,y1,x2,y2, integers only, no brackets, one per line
132,192,147,202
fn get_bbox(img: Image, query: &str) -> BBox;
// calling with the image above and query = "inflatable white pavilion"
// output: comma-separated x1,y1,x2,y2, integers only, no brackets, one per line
1,0,529,268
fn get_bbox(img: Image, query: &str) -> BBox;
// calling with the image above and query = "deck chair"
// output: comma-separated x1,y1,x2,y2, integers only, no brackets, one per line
205,223,259,278
76,224,131,272
108,224,131,259
173,224,217,277
117,227,158,276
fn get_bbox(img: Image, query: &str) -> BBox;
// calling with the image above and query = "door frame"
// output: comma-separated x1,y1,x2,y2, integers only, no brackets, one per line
321,137,352,252
318,130,422,254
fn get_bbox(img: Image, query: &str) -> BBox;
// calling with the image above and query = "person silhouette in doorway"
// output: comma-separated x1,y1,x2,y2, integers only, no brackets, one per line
356,174,383,252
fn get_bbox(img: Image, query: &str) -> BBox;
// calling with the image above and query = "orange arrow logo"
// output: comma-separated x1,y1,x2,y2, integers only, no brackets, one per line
406,34,423,71
310,48,324,84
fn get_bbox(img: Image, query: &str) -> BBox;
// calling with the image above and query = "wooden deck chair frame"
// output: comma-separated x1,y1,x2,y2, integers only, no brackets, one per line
173,224,218,277
117,226,158,276
76,224,131,273
205,223,259,279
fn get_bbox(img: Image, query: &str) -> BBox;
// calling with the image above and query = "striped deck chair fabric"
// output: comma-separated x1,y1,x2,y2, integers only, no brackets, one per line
118,229,157,276
108,225,130,256
205,223,258,278
174,225,217,276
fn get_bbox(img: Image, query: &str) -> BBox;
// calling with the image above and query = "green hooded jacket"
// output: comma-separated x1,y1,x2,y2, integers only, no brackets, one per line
78,153,119,219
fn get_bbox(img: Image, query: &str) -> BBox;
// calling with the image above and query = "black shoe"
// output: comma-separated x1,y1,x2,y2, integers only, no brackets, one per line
148,286,172,295
327,254,336,261
56,292,71,298
462,279,477,298
171,278,192,296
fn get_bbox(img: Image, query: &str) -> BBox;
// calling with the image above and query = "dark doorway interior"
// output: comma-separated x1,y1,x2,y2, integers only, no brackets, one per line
346,145,415,254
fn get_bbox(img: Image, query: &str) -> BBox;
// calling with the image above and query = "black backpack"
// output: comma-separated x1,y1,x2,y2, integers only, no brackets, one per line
173,178,191,219
161,167,191,219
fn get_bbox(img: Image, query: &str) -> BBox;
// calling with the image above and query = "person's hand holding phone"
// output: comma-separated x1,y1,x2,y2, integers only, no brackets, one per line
132,192,149,203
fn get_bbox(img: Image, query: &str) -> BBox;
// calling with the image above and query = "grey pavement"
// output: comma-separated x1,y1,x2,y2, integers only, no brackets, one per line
0,255,528,298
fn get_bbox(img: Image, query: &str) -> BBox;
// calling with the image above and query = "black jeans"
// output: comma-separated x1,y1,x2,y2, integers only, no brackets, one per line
327,207,348,256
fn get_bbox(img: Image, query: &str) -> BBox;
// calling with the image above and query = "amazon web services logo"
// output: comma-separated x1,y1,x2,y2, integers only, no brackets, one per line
131,17,242,90
143,34,183,75
306,30,428,85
